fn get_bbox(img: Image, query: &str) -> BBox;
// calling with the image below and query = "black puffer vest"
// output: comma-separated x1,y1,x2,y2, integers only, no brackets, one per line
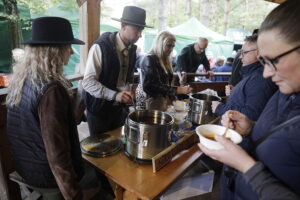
83,32,137,114
7,80,84,188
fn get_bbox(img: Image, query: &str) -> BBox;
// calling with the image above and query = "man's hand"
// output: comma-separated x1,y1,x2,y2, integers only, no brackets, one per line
115,91,133,104
211,101,221,113
177,85,193,94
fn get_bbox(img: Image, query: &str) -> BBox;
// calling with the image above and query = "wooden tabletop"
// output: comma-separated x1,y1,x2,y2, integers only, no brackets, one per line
82,127,203,200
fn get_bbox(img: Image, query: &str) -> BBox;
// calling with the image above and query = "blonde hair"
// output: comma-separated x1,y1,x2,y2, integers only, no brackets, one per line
150,31,176,74
6,45,72,107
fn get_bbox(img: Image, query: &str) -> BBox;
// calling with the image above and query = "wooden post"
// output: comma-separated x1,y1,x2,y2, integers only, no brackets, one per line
0,93,21,200
77,0,101,74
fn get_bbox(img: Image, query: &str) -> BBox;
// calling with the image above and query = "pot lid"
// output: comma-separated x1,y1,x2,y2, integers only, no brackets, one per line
80,134,122,157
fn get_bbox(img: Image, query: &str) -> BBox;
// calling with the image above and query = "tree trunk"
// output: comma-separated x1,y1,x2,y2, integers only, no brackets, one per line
200,0,210,27
2,0,23,49
158,0,169,32
223,0,230,35
186,0,192,18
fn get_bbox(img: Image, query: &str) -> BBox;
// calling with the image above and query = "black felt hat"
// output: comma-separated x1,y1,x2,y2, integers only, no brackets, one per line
112,6,153,28
22,17,84,45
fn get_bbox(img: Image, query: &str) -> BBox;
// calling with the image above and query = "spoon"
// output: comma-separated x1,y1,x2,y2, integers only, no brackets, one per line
223,121,230,137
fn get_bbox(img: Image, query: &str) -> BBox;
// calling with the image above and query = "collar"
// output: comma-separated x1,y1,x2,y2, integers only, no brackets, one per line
241,61,262,77
116,33,131,53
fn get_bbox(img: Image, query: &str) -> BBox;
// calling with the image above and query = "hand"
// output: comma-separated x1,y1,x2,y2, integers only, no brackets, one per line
177,85,193,94
179,72,187,86
221,110,254,136
198,135,256,173
211,101,221,113
225,85,233,96
115,91,133,104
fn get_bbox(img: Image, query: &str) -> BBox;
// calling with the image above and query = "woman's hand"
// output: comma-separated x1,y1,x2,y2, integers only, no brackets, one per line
221,110,254,136
177,85,193,94
198,135,256,173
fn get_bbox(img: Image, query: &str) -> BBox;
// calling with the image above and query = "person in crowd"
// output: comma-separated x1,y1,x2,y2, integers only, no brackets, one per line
135,31,192,110
82,6,151,135
199,1,300,199
6,17,98,200
212,56,225,72
213,57,233,82
175,37,210,83
211,34,277,121
206,51,215,70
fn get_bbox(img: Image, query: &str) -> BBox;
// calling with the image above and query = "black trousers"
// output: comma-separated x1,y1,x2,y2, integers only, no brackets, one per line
87,105,128,135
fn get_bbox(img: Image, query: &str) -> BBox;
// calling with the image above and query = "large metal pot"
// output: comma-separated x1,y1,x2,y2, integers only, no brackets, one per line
124,110,174,163
188,93,221,125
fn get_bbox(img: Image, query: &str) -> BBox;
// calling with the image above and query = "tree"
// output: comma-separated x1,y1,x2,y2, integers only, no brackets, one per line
2,0,23,49
200,0,211,27
223,0,230,34
158,0,169,31
186,0,192,19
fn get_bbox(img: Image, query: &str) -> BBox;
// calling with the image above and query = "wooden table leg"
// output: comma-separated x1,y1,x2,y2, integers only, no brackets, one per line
114,185,124,200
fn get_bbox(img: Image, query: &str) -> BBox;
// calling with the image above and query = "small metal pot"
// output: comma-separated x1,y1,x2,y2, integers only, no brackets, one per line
124,110,174,162
188,93,221,125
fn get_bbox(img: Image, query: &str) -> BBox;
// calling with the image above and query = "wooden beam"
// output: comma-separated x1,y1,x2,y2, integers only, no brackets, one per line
0,95,21,200
76,0,87,7
264,0,286,3
78,0,101,75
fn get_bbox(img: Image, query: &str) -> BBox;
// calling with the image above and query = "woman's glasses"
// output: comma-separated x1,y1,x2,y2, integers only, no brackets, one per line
258,44,300,71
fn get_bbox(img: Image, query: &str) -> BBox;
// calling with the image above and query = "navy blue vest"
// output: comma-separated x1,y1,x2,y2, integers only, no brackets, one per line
7,80,84,188
83,32,137,114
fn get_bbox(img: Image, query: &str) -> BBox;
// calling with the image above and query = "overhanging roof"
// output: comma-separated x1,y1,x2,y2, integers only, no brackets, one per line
264,0,286,3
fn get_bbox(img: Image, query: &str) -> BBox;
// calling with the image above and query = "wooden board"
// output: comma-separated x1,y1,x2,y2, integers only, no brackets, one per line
152,131,199,173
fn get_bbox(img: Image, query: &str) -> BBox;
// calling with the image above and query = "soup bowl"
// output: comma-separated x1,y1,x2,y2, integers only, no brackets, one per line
196,124,242,150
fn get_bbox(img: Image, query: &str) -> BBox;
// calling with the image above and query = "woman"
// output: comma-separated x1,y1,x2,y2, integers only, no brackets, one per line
136,31,192,110
199,0,300,199
6,17,91,200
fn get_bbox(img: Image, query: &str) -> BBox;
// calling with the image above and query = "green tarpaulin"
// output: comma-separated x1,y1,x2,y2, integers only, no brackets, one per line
145,17,234,59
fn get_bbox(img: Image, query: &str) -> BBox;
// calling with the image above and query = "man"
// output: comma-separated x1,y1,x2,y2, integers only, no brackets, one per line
175,37,210,83
214,57,234,82
212,34,277,121
82,6,151,135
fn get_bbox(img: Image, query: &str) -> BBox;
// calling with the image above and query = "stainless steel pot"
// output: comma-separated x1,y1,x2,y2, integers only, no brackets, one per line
124,110,174,162
188,93,221,125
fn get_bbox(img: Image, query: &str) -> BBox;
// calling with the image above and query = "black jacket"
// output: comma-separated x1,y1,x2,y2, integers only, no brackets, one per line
141,54,176,98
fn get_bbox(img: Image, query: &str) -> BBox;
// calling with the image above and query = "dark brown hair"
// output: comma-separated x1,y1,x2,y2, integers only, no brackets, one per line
244,34,258,44
259,0,300,44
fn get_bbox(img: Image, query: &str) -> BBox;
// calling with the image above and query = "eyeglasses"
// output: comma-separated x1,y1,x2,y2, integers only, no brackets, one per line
240,49,257,56
258,44,300,71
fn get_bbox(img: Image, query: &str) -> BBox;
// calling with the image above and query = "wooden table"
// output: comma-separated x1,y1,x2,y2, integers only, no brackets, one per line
82,127,203,200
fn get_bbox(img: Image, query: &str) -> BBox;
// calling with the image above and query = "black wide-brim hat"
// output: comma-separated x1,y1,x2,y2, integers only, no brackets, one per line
22,16,84,45
112,6,153,28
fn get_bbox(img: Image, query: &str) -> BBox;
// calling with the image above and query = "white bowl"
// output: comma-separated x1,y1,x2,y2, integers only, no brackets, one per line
173,100,189,112
196,124,242,150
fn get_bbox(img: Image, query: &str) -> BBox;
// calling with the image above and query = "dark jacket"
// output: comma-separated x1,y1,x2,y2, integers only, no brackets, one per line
214,63,233,82
141,54,176,98
226,91,300,200
7,80,84,188
175,44,210,72
215,61,278,121
83,32,137,113
229,51,243,86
